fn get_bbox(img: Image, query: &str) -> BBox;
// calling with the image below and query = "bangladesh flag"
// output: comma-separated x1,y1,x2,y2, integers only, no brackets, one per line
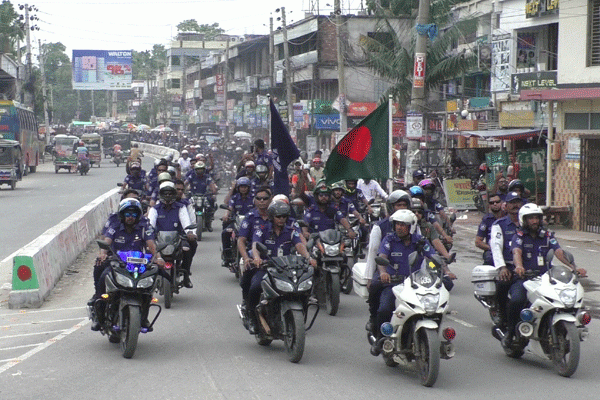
324,101,389,184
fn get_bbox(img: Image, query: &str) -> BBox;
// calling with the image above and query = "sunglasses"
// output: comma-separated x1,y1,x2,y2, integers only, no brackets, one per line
318,193,330,197
274,215,287,219
489,200,501,204
256,196,270,201
124,212,139,218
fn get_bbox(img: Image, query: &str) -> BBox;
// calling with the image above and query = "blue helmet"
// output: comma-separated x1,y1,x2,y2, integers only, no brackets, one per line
409,186,424,197
236,177,251,187
118,198,143,223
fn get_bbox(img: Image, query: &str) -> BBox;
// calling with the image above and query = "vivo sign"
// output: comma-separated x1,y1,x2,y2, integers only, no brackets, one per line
314,114,340,130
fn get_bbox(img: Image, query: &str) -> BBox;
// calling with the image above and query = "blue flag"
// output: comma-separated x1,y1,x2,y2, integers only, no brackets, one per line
270,100,300,196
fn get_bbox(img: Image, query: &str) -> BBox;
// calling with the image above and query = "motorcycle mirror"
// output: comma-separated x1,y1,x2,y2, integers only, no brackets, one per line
545,249,555,263
219,204,229,210
429,254,445,270
116,182,123,187
296,220,308,228
374,256,390,266
306,238,314,249
256,242,269,258
368,198,375,205
96,240,111,251
449,213,457,223
408,251,418,267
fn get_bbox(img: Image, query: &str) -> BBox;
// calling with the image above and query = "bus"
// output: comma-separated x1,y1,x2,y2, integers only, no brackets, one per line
0,100,41,173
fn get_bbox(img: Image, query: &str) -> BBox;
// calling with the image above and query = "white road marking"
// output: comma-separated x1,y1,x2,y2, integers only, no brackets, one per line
446,315,477,328
587,249,599,253
1,306,85,316
0,318,89,375
0,317,86,329
0,329,68,340
565,245,578,249
0,343,42,353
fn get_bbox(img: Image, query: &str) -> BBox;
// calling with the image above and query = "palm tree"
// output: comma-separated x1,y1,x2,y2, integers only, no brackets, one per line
361,0,479,106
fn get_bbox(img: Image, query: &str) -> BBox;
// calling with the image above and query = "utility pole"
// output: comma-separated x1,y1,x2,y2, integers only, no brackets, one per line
91,90,95,116
181,52,187,134
281,7,293,129
16,38,22,102
224,38,230,131
112,90,117,119
335,0,347,137
38,40,50,144
269,16,274,88
24,4,33,107
404,0,430,183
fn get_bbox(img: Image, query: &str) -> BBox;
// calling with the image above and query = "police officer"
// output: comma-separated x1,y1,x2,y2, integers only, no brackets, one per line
475,193,505,265
330,181,362,221
186,161,217,231
251,164,273,197
364,190,411,333
237,187,272,319
418,179,453,245
221,177,254,268
301,183,355,238
123,161,147,193
411,184,454,246
344,179,373,215
489,191,524,330
504,204,587,347
508,179,529,204
244,201,315,333
371,209,436,355
148,182,197,288
90,198,157,331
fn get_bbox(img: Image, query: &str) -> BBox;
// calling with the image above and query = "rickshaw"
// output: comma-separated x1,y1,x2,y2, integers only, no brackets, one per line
101,131,116,158
114,132,131,158
53,134,79,173
81,132,102,167
0,139,23,190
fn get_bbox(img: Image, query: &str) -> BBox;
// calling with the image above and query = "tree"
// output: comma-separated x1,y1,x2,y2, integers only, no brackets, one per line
132,44,166,125
0,1,24,56
361,0,478,107
176,19,224,40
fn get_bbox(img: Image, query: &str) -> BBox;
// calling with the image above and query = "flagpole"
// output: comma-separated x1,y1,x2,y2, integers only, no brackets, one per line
267,93,271,139
388,94,393,194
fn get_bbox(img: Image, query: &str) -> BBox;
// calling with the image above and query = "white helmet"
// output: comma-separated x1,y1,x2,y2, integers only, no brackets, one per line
518,203,543,227
389,209,418,234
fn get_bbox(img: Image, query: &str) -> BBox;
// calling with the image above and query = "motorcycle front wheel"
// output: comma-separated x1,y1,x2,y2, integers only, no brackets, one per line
552,321,580,377
325,272,340,316
340,264,353,295
120,306,141,359
163,275,172,309
196,215,203,241
284,309,306,363
416,329,440,387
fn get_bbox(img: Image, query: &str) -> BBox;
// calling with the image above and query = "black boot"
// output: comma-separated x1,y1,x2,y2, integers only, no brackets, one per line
183,273,193,288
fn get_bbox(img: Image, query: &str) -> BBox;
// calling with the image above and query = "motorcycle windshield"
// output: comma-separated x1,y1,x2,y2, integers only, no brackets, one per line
549,265,574,284
412,268,437,288
319,229,342,244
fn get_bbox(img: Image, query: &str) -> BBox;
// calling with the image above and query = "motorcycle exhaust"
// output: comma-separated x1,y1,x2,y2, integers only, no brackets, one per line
441,342,455,359
382,338,394,354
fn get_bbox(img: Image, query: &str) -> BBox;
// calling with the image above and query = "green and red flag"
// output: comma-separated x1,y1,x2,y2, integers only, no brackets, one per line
324,101,389,184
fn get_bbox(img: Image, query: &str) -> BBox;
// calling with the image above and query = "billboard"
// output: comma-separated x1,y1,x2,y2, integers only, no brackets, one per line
72,50,132,90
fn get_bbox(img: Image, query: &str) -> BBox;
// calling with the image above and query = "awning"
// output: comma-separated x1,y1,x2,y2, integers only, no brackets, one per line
451,128,544,140
520,87,600,101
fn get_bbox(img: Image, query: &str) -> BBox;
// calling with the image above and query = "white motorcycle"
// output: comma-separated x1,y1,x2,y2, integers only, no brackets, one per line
472,250,591,377
364,253,456,387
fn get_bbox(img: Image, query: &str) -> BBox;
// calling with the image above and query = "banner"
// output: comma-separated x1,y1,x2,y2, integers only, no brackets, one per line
72,50,132,90
443,179,477,210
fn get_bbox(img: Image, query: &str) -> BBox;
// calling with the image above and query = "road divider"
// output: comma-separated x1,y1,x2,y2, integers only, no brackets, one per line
133,142,179,160
6,188,121,309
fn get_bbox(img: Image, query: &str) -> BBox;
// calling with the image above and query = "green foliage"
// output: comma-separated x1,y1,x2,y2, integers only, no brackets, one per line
0,1,23,55
176,19,224,40
361,0,479,106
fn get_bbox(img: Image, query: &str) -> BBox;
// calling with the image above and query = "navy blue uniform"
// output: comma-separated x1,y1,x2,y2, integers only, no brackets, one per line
303,204,344,233
477,213,498,265
124,172,147,192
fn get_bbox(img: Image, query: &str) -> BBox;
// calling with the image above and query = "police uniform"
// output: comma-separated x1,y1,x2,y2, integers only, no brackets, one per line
303,204,344,233
255,151,273,168
331,197,356,218
476,213,498,264
221,193,254,263
238,210,271,303
344,189,367,212
187,173,213,195
372,233,436,332
250,178,274,198
505,227,562,334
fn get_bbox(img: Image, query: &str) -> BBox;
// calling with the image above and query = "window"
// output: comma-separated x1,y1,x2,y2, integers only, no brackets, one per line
171,56,180,66
367,32,395,51
170,79,181,89
565,113,600,129
590,0,600,66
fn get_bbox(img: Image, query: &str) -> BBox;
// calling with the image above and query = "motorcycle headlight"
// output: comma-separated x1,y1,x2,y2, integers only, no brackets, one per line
137,275,155,289
274,278,294,292
418,293,440,313
162,245,175,256
324,244,340,256
558,288,577,307
196,198,204,207
115,272,134,288
298,278,313,291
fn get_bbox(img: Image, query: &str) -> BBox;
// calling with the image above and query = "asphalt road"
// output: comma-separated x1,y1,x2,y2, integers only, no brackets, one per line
0,195,599,399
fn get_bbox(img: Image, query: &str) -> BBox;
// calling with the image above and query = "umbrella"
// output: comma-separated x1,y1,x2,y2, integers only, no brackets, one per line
121,123,136,129
136,124,151,131
234,131,251,139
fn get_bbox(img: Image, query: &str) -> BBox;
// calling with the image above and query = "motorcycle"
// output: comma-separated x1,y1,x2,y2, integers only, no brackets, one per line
77,158,90,175
474,250,591,377
191,193,213,241
155,229,193,309
219,204,244,279
340,216,361,295
112,150,123,167
88,240,162,359
237,243,318,363
367,253,456,387
309,228,345,316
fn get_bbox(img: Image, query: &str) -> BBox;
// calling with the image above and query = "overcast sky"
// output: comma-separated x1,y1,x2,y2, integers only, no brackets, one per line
30,0,363,59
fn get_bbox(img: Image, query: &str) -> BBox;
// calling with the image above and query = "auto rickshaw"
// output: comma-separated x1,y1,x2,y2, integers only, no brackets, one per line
114,132,131,158
101,131,116,158
53,134,79,173
81,132,102,167
0,139,23,190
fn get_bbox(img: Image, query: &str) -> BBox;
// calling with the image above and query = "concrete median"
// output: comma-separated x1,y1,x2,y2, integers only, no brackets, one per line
6,188,121,309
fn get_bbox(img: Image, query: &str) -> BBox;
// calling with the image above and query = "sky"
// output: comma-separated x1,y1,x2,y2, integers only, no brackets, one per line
28,0,364,59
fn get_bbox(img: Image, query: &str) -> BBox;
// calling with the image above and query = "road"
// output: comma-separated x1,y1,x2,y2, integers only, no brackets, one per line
0,195,599,399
